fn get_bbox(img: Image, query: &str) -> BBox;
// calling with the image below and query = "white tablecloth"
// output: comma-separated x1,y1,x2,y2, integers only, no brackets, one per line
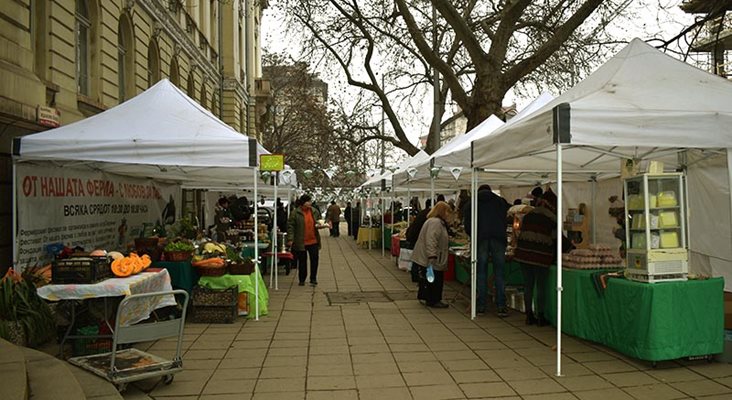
38,269,177,326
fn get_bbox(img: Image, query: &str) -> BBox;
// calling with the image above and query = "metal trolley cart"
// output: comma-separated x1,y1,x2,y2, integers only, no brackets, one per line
68,290,189,392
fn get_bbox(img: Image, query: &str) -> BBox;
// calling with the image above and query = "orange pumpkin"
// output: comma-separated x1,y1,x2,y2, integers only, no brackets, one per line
111,257,134,277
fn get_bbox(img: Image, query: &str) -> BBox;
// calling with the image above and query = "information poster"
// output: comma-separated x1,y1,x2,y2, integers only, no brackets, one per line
15,164,180,267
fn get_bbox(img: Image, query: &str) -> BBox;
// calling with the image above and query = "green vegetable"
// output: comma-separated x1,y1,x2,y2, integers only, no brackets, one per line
164,240,194,252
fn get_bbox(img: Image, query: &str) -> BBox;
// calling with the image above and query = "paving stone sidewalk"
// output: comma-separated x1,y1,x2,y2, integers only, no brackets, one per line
125,226,732,400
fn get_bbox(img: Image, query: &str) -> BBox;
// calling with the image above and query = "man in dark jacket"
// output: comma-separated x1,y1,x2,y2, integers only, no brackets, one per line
344,202,353,236
406,199,432,282
463,185,510,316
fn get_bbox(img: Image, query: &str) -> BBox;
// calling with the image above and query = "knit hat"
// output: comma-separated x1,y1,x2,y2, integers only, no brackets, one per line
540,189,557,213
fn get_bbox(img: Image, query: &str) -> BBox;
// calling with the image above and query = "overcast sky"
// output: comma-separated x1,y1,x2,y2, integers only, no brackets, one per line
260,1,698,156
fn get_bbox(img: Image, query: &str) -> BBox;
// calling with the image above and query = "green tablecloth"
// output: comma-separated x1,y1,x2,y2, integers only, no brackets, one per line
153,261,199,295
544,266,724,361
241,242,269,260
198,270,269,318
383,228,392,250
454,257,523,286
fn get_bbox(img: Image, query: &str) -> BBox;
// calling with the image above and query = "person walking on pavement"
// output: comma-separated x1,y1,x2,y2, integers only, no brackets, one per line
352,202,361,240
287,194,322,286
344,202,353,236
326,200,342,237
411,201,452,308
463,184,510,316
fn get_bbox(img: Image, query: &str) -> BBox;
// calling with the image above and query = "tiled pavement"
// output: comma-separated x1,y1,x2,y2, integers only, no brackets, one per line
124,228,732,400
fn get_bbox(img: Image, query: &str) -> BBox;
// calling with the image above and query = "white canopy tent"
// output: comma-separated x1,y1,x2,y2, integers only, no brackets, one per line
469,38,732,375
13,79,269,319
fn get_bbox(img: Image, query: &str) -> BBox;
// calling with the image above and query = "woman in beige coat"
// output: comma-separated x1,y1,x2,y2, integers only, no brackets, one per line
411,201,452,308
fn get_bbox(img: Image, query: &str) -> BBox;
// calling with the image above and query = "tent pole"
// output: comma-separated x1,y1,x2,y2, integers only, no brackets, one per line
391,192,395,262
556,143,564,376
470,168,477,320
591,177,597,244
274,172,278,290
12,161,17,269
381,190,385,258
254,167,260,321
430,175,435,206
727,149,732,272
406,186,411,229
368,193,372,251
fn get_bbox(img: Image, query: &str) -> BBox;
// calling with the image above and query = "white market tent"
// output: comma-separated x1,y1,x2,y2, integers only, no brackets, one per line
469,38,732,375
13,79,270,319
397,92,556,192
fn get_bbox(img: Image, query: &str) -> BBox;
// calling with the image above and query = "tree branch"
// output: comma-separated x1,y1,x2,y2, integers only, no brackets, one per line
504,0,605,86
432,0,488,70
395,0,470,111
487,0,532,71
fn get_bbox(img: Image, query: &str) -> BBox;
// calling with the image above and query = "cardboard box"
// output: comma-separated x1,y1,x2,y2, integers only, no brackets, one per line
724,292,732,330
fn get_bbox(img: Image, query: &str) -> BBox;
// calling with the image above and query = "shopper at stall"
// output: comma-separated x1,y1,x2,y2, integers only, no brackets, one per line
406,199,432,282
513,189,563,326
287,194,322,286
214,197,232,242
463,185,510,316
412,201,452,308
326,201,342,237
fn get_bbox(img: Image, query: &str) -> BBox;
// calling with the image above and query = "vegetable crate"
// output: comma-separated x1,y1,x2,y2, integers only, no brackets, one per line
190,285,238,324
52,256,113,284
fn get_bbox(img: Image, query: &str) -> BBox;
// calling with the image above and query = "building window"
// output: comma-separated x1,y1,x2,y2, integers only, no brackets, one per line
147,40,161,87
170,57,180,86
117,14,135,102
200,82,207,108
32,0,48,79
75,0,91,95
187,71,195,98
212,93,219,116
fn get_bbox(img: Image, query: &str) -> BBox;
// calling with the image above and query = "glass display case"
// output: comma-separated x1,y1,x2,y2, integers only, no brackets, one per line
623,173,688,282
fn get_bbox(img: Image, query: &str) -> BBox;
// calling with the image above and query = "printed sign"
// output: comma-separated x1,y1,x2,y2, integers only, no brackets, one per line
15,164,179,268
260,154,285,171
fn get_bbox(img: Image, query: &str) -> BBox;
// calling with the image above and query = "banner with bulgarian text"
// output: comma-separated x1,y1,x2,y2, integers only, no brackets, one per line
15,164,180,268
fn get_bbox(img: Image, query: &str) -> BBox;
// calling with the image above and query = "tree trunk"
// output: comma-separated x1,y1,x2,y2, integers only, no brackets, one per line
465,75,506,131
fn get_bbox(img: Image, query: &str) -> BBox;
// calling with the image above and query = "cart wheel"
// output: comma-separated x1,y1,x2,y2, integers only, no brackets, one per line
163,375,174,385
115,383,127,393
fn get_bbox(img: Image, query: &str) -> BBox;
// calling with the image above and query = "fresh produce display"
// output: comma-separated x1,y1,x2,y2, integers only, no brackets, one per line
164,240,195,253
108,251,124,261
561,244,623,270
191,257,225,268
111,253,152,277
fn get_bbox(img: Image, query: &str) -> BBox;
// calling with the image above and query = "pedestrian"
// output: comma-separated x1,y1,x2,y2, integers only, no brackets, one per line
326,200,341,237
287,194,322,286
513,189,567,326
352,202,361,240
411,201,452,308
463,184,510,316
344,202,353,236
275,198,287,233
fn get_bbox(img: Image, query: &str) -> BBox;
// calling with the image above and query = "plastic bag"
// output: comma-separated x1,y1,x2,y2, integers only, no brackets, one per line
426,265,435,283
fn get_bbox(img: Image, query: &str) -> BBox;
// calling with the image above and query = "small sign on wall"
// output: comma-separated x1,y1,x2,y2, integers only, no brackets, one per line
37,106,61,128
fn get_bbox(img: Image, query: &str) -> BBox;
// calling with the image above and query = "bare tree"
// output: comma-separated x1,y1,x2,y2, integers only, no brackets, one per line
261,54,370,190
281,0,639,155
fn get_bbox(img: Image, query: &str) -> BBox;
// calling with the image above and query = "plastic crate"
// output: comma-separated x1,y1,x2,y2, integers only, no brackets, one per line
52,256,112,284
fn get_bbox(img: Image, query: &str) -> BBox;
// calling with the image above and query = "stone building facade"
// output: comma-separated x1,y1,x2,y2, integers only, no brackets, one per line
0,0,270,267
